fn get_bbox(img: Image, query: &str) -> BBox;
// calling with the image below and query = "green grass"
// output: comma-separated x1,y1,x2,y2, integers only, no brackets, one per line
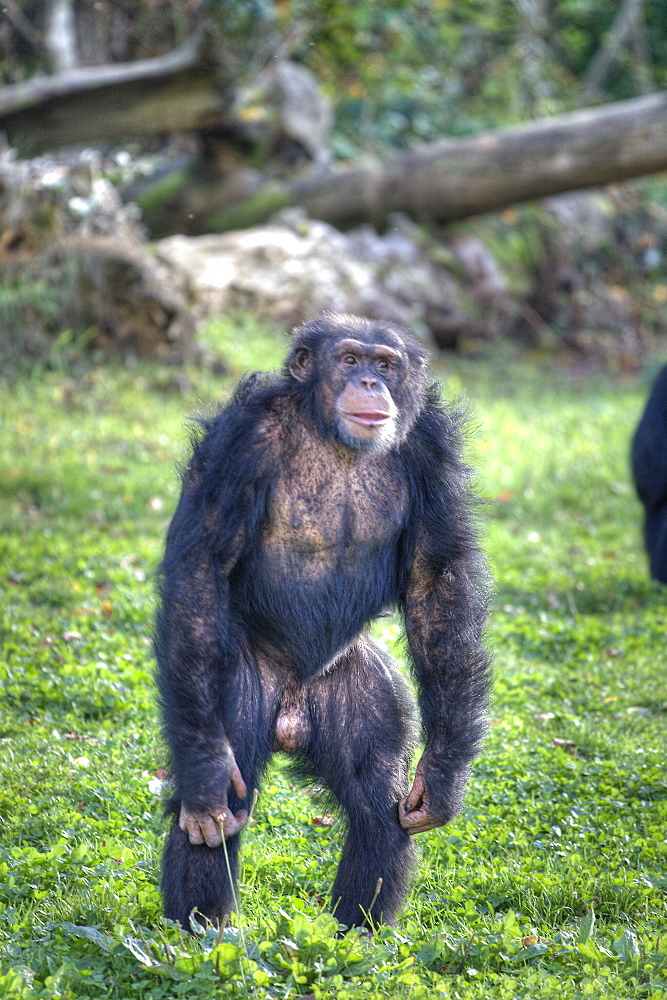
0,319,665,998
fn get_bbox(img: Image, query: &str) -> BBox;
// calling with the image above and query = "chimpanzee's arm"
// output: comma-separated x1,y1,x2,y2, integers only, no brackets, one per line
155,391,273,844
397,389,490,833
399,547,489,832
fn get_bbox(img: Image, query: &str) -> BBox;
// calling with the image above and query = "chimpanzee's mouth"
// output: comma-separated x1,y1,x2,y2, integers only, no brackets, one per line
344,412,392,427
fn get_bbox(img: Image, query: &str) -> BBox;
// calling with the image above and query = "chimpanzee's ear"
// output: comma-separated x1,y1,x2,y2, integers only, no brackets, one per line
288,346,312,383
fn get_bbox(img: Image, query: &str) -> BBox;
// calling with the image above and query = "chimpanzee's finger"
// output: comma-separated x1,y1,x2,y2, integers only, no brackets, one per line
215,808,249,840
402,771,426,813
230,763,248,801
179,809,206,845
200,814,224,847
398,806,441,834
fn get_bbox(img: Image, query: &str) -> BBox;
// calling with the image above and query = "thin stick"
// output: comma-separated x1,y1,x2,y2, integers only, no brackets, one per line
213,912,229,948
216,814,248,985
249,787,259,821
357,877,384,934
368,877,383,917
455,933,476,974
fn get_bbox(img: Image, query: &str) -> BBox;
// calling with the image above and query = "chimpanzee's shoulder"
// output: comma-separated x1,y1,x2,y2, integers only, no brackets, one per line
199,373,287,437
407,383,467,459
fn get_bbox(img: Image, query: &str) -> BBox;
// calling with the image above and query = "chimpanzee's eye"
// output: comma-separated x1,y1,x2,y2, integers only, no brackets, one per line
376,359,389,372
343,355,357,365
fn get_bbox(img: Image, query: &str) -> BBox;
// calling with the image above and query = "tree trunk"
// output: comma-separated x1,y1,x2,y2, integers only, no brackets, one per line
154,90,667,235
305,90,667,229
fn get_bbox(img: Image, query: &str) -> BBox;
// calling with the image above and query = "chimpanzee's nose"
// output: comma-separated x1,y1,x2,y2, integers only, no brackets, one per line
360,375,377,389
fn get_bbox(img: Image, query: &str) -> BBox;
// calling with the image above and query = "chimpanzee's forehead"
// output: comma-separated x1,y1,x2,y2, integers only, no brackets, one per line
335,337,403,360
332,323,405,351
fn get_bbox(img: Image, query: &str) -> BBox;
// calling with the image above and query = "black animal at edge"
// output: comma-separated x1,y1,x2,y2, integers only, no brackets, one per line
632,364,667,584
155,313,490,931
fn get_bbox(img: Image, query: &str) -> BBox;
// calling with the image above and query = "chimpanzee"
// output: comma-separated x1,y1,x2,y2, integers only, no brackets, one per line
632,364,667,584
155,313,490,931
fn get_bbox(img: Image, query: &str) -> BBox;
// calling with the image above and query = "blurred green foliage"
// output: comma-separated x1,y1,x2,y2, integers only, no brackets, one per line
3,1,667,154
289,0,667,151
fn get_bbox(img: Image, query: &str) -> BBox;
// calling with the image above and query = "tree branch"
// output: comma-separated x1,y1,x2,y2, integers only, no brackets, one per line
45,0,79,73
0,25,229,154
582,0,645,100
5,0,43,51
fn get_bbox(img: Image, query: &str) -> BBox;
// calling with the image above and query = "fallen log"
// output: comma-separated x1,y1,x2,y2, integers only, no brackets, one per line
0,25,231,154
211,90,667,231
1,27,666,238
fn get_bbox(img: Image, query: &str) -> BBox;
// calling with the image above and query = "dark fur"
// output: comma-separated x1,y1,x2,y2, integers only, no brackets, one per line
632,364,667,583
155,313,490,930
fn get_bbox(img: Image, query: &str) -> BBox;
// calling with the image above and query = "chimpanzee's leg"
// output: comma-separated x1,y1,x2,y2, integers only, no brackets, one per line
161,652,281,929
162,801,243,928
304,639,418,929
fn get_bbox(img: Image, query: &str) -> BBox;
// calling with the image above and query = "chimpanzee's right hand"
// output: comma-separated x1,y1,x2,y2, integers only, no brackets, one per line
179,758,248,846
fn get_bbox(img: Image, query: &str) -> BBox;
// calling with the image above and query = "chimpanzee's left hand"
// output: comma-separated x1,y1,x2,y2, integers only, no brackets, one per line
179,758,248,846
398,755,466,834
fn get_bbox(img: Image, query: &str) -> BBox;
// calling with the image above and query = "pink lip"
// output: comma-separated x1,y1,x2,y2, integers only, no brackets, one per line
344,412,391,426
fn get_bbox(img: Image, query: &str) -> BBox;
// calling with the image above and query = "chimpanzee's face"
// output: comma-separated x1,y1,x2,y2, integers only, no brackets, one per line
328,335,401,452
287,316,428,454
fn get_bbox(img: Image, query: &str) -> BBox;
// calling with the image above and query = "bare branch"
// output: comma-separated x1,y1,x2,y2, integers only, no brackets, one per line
582,0,645,100
5,0,43,51
45,0,79,73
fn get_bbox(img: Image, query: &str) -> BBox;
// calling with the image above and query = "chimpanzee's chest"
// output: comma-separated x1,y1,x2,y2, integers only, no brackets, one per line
263,455,408,558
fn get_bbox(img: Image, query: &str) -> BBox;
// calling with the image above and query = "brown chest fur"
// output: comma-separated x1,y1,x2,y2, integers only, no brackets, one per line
262,421,407,560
